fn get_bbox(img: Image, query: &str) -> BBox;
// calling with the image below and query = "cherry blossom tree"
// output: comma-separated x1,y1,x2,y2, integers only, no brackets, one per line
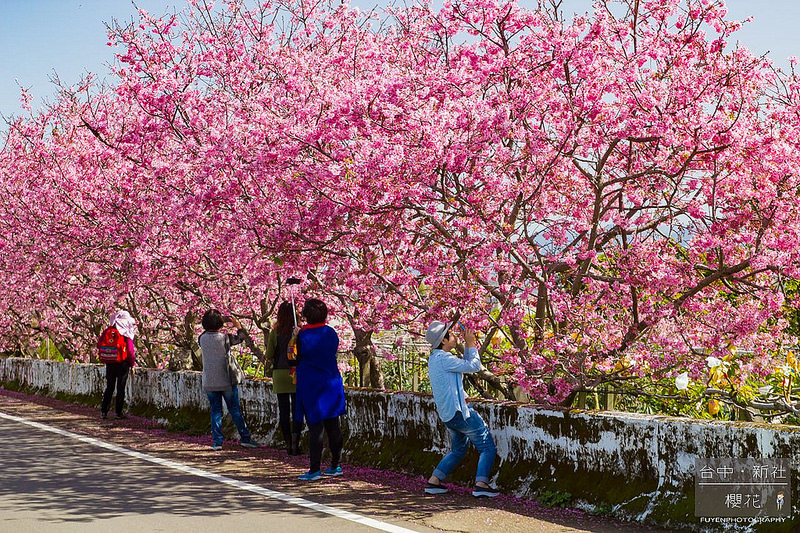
2,0,800,416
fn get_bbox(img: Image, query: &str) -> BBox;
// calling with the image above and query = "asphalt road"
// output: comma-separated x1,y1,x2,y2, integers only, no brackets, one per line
0,393,675,533
0,412,426,533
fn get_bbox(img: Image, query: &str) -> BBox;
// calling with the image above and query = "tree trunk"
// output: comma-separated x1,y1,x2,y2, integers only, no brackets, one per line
170,311,202,371
126,298,158,368
252,297,273,377
53,340,76,362
368,353,384,389
352,328,384,389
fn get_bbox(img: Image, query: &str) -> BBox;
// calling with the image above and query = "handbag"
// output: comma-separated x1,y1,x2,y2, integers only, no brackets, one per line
225,336,245,386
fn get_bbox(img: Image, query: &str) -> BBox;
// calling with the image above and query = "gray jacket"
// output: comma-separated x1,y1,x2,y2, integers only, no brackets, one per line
199,329,246,392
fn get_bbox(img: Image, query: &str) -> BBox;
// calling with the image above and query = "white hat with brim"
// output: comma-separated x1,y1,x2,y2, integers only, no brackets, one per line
426,321,452,349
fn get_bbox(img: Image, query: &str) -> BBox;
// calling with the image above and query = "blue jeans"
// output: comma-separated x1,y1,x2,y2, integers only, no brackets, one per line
206,387,251,446
433,407,496,484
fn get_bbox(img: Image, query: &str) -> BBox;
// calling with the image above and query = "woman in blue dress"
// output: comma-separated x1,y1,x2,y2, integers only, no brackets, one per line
295,298,346,480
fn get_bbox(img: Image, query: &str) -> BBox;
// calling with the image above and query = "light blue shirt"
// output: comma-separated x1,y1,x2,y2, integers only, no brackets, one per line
428,347,481,423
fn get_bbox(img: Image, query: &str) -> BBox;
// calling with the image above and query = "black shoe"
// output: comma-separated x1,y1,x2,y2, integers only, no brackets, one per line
115,413,127,419
101,412,108,419
424,482,448,495
472,485,500,498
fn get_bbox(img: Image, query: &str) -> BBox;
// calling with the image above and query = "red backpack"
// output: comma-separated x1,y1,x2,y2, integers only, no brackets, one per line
98,326,128,363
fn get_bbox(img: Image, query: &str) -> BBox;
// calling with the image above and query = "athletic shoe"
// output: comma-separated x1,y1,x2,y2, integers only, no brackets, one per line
424,482,449,495
472,485,500,498
298,470,322,481
323,466,343,477
115,413,127,419
100,412,108,419
211,444,223,451
241,440,261,448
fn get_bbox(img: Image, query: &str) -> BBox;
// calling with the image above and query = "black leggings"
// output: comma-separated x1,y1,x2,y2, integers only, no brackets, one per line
101,362,130,415
277,393,303,437
309,416,342,473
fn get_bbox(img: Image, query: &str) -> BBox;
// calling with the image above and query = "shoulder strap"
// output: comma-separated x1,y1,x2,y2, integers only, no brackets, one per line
98,326,111,349
117,329,128,360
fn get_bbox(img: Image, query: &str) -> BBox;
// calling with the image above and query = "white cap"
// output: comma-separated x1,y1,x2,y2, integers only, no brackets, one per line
425,321,452,348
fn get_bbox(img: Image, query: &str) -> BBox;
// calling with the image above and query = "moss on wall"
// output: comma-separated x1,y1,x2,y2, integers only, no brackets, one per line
1,379,98,410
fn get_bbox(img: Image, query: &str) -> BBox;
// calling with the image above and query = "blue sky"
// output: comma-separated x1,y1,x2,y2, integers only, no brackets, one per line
2,0,799,128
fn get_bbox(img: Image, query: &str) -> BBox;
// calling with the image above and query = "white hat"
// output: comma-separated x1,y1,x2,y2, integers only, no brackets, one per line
426,321,452,348
110,310,137,340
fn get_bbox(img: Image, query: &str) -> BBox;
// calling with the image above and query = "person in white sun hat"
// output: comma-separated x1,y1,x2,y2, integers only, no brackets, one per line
98,310,137,420
424,320,499,498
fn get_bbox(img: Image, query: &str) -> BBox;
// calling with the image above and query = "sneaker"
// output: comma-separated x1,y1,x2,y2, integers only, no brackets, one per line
211,444,223,451
424,482,449,495
115,413,127,419
100,412,108,420
241,440,261,448
323,466,343,477
472,485,500,498
298,470,322,481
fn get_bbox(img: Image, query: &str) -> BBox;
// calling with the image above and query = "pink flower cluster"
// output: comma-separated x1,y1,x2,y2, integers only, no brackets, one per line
1,0,799,406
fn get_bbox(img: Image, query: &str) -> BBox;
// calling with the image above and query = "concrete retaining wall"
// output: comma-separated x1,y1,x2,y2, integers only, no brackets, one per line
1,357,798,532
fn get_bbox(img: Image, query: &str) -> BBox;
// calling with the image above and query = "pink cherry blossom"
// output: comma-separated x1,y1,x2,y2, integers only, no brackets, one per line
2,0,800,411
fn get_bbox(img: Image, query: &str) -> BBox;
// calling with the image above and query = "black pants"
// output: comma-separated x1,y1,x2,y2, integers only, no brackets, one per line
101,362,130,415
309,416,342,473
277,393,303,438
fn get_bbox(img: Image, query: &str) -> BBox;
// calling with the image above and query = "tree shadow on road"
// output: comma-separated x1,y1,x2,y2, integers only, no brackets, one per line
0,390,680,532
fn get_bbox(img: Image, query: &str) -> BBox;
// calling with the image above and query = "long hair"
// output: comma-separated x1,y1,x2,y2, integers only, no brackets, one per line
275,301,295,337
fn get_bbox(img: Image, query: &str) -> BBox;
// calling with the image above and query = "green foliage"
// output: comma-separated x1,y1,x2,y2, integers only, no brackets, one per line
381,352,431,393
36,339,64,362
166,411,207,435
590,502,614,516
784,279,800,338
538,489,572,508
341,345,432,393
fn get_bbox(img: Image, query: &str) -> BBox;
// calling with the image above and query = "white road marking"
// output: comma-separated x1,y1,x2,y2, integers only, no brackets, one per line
0,409,420,533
